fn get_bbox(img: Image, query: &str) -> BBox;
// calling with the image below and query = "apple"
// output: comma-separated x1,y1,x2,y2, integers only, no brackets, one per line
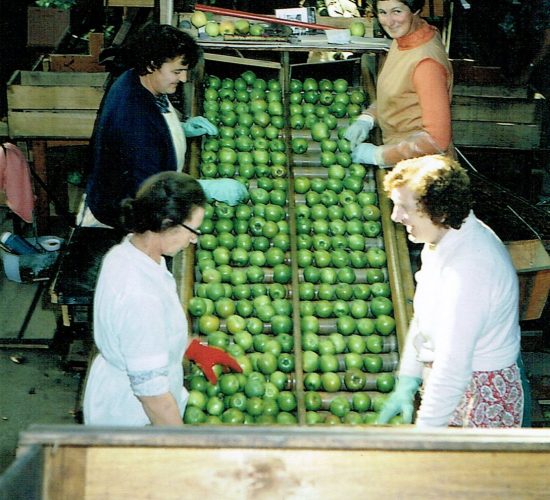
235,19,250,34
330,396,351,417
344,368,366,391
205,21,220,37
321,372,341,392
363,353,383,373
366,247,387,268
249,23,265,36
219,20,235,34
329,332,347,353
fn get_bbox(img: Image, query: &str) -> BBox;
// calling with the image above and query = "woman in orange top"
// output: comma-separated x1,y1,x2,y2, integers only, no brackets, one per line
345,0,453,167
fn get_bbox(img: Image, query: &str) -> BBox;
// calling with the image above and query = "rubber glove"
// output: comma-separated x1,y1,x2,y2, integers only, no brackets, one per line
185,339,242,384
198,179,248,206
182,116,218,138
376,375,422,424
351,143,387,167
344,115,375,149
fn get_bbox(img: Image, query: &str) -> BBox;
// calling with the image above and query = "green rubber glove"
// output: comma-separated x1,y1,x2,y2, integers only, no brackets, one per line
182,116,218,137
377,375,422,424
198,179,248,206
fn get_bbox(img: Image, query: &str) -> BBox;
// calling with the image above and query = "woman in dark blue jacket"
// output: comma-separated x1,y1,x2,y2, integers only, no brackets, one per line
82,23,245,228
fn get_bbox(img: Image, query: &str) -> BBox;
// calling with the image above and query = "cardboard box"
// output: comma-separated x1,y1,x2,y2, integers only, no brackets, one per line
27,6,70,47
7,71,108,139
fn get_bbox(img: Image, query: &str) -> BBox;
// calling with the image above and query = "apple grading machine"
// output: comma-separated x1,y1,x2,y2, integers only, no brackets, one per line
3,10,550,499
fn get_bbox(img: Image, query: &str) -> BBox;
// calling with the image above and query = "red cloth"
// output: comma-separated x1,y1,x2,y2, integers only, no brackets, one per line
0,143,35,223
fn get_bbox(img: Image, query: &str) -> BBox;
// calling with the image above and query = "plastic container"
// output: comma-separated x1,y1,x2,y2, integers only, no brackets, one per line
1,236,63,283
0,232,40,255
325,29,351,44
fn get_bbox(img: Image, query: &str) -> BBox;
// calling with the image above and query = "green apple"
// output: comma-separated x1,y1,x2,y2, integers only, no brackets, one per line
235,19,250,34
249,23,265,36
205,21,220,37
349,20,366,37
191,11,208,28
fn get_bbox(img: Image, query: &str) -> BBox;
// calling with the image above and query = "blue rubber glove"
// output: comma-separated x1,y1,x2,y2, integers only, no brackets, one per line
344,115,375,149
351,143,386,166
198,179,248,206
182,116,218,137
377,375,422,424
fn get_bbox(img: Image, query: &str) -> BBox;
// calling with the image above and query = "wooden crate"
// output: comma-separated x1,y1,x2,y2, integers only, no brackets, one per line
7,71,108,139
451,85,545,149
27,6,70,47
421,0,446,18
2,425,550,499
105,0,154,6
506,240,550,321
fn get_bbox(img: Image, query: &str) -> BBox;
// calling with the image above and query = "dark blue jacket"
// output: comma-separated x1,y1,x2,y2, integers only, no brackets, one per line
86,69,177,227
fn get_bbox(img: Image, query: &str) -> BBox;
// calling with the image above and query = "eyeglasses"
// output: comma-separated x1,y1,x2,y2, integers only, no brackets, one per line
179,223,201,236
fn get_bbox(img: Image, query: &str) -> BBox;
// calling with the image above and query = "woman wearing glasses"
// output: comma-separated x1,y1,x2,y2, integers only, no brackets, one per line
83,172,241,426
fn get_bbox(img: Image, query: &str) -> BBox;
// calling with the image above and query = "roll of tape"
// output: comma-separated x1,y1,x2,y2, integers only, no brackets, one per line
39,237,61,252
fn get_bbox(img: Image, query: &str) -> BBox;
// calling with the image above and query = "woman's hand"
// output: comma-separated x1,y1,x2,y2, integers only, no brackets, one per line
185,339,243,384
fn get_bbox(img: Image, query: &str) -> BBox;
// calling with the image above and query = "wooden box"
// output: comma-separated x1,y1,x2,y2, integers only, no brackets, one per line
27,6,70,48
7,71,108,139
2,425,550,499
421,0,446,18
451,85,545,149
104,0,154,6
506,239,550,321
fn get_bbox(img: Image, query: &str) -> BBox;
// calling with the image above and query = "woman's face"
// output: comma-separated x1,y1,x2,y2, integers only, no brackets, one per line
146,56,189,95
390,186,448,245
161,206,205,257
377,1,419,39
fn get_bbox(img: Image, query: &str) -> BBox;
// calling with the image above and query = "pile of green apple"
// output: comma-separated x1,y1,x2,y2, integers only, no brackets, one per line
200,71,287,182
287,77,367,138
191,11,267,38
183,71,402,426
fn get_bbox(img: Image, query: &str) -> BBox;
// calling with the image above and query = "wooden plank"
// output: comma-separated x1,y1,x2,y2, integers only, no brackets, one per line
20,425,550,451
8,111,98,139
43,446,86,500
506,240,550,273
203,52,281,69
12,70,107,87
453,84,531,99
518,270,550,321
8,74,107,110
49,33,106,73
452,121,542,149
105,0,153,6
69,447,550,499
452,95,542,124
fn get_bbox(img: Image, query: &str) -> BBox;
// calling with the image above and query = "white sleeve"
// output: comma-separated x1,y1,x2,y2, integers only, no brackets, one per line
415,259,490,427
115,292,171,397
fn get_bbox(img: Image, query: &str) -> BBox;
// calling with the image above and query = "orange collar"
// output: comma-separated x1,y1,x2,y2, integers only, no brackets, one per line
396,20,437,50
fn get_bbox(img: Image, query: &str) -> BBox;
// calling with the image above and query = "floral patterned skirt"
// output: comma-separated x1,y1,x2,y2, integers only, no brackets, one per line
448,363,523,428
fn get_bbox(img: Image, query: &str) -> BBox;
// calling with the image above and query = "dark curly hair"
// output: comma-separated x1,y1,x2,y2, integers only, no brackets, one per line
383,155,472,230
120,172,206,234
125,22,200,76
374,0,425,14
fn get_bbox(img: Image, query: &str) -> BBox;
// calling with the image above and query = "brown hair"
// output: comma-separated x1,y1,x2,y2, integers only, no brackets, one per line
374,0,425,14
384,155,472,229
120,171,206,233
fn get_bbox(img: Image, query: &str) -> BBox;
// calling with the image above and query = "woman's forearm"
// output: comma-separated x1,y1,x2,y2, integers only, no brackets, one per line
138,392,184,426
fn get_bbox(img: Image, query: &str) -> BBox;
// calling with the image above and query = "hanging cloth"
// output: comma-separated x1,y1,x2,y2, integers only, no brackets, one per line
0,143,35,223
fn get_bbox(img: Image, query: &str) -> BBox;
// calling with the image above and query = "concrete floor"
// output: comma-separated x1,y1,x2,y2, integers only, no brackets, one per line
0,207,82,474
